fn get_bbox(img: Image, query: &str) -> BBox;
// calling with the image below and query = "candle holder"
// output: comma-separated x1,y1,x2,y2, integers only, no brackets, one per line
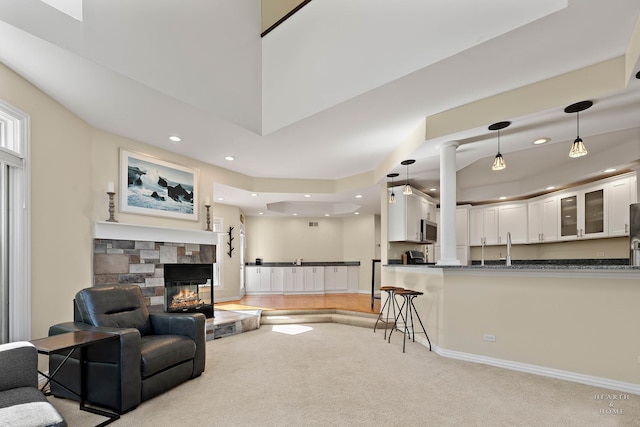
205,204,212,231
106,192,118,222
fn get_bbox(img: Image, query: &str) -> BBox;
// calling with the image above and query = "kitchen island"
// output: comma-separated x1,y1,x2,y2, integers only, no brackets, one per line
382,263,640,394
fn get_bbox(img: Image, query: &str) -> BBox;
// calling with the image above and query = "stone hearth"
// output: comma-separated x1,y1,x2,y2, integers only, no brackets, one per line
207,310,261,341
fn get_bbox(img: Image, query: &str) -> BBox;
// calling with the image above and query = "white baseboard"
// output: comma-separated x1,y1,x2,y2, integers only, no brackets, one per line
410,337,640,395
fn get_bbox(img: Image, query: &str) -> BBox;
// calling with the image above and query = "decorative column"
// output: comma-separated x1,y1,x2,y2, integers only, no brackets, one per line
436,141,460,266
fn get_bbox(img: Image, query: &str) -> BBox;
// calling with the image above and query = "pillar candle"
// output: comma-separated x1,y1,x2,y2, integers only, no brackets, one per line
107,181,115,193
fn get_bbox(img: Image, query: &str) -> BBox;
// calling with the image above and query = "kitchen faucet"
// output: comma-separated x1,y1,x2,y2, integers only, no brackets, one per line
506,231,512,266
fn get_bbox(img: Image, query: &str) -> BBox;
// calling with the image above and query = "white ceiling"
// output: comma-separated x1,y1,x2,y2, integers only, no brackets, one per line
0,0,639,217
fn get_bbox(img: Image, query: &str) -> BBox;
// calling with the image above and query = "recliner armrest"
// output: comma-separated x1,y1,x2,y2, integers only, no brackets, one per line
149,313,206,376
149,313,204,339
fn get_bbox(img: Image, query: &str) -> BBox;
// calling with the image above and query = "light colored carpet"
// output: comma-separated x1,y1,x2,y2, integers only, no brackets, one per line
50,323,640,426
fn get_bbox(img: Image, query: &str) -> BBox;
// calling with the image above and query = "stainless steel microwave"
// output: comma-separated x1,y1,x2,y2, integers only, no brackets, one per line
421,219,437,243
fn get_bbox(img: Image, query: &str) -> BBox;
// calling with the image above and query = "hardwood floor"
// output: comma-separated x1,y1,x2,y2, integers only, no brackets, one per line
215,293,381,314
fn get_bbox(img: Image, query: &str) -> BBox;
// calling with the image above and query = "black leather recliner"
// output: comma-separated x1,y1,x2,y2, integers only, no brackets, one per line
48,284,206,414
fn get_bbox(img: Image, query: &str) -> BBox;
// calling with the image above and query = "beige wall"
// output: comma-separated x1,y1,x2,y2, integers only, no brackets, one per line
0,62,244,340
244,216,344,263
261,0,307,32
383,265,640,385
343,215,377,291
0,63,95,343
244,214,377,291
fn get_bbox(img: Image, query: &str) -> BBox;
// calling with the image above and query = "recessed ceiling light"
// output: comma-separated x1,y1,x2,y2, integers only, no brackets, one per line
354,212,360,215
499,196,507,200
258,212,264,215
169,136,181,143
324,214,330,217
429,188,437,192
217,197,224,201
251,193,258,197
533,138,550,145
304,194,312,198
293,213,298,216
546,186,556,190
224,156,235,161
355,194,363,199
603,168,616,173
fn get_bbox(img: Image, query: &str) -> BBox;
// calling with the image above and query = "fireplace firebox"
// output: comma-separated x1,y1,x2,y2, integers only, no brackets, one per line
164,263,214,318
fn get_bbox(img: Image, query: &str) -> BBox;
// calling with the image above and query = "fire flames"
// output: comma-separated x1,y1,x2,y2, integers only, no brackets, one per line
170,288,202,310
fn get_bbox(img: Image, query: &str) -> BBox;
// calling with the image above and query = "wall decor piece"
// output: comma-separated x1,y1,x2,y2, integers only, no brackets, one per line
227,226,234,257
120,149,199,221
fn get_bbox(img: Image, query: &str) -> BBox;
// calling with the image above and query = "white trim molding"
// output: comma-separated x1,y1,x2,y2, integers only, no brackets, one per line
422,342,640,396
0,99,30,342
94,221,220,245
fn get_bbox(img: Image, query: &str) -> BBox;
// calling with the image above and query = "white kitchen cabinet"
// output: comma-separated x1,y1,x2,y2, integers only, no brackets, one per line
528,196,559,243
270,267,284,293
324,266,348,293
388,187,435,242
283,267,305,293
456,206,469,246
559,185,607,240
608,176,637,236
421,198,436,222
497,203,528,244
245,266,271,294
469,206,498,246
303,267,324,292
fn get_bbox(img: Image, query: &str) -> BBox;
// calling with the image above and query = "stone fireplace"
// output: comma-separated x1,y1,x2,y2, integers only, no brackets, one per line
93,222,217,312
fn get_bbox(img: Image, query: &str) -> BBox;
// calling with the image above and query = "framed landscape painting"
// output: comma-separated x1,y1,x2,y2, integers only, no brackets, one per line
120,149,199,221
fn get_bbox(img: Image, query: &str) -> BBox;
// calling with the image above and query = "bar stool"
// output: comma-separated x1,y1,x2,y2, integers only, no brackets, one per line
374,286,405,340
388,289,431,353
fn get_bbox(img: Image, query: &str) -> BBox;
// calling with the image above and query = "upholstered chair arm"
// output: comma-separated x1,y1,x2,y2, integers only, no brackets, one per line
0,342,37,391
149,313,206,376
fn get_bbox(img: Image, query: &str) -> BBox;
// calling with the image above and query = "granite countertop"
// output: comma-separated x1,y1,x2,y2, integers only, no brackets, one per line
387,263,638,270
245,261,360,267
386,258,638,270
437,264,638,270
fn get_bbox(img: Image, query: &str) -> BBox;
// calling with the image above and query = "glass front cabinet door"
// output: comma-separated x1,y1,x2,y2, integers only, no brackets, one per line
559,187,606,240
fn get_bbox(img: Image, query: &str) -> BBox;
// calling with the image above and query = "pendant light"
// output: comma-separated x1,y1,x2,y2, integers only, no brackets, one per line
564,100,592,158
401,159,415,195
387,173,399,204
488,121,510,171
